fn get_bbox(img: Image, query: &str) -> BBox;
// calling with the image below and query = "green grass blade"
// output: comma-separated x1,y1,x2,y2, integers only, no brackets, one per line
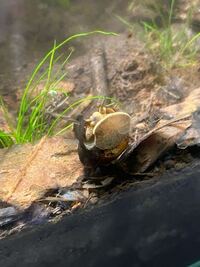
17,31,117,136
47,95,119,135
168,0,175,26
180,32,200,55
0,130,14,148
55,123,73,136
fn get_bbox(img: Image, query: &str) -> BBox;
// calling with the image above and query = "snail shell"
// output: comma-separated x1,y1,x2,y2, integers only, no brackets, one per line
84,112,131,151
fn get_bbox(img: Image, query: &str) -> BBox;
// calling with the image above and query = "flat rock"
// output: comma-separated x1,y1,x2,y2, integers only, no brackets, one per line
0,136,83,209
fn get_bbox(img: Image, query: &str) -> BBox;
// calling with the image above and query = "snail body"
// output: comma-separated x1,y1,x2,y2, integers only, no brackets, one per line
74,107,131,174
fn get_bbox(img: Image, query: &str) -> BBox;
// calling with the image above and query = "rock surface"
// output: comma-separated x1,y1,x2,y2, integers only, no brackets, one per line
0,136,82,209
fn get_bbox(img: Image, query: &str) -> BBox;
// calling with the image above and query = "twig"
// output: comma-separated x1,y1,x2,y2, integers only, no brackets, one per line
149,113,191,134
90,45,108,97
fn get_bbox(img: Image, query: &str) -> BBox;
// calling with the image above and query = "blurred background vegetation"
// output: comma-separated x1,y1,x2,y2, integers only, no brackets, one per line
0,0,199,146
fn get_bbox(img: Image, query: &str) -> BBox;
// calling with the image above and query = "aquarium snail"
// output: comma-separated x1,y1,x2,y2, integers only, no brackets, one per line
74,107,131,170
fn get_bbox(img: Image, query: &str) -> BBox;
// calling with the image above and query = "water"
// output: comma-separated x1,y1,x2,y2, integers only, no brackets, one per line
0,0,129,96
0,1,200,266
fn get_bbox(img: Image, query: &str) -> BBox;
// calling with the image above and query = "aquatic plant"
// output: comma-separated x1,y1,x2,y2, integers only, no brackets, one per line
142,0,200,68
0,31,117,148
0,130,14,148
118,0,200,69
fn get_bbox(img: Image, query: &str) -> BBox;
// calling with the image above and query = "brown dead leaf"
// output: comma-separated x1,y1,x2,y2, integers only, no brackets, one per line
119,119,191,173
128,88,200,172
0,136,83,209
176,110,200,148
160,87,200,118
131,120,191,172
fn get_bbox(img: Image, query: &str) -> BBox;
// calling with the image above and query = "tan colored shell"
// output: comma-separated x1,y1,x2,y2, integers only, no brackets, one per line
84,112,131,150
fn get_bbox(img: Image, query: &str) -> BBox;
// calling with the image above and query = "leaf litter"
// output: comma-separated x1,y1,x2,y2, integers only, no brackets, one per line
1,35,200,238
0,85,200,238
